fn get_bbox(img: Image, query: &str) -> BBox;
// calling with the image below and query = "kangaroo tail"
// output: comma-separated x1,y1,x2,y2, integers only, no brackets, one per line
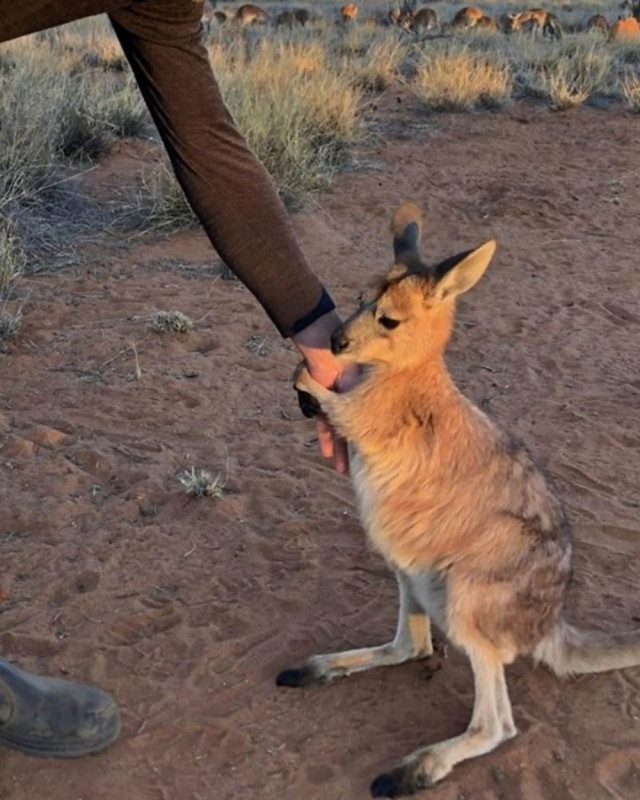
535,620,640,678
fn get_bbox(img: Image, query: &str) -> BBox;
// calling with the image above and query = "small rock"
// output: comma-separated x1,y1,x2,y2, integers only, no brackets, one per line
2,436,35,459
491,765,506,783
26,425,67,448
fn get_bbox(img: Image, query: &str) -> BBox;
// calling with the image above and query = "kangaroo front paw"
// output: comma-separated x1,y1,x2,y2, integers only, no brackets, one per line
292,362,314,394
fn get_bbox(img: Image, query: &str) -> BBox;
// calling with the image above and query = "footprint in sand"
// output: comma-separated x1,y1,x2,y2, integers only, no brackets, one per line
109,607,182,645
595,747,640,800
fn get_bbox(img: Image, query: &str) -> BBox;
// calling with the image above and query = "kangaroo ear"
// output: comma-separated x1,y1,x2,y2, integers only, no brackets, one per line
390,202,423,265
433,240,496,300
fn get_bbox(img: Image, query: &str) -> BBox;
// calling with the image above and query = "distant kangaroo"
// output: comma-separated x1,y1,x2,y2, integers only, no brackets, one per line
474,14,499,31
276,8,311,28
279,203,640,797
389,2,439,33
611,0,640,39
450,6,485,28
235,3,269,26
610,14,640,38
586,13,609,32
340,3,359,23
503,8,563,38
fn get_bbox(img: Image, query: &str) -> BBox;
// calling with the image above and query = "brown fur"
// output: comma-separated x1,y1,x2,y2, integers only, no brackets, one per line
503,8,563,37
451,6,485,28
340,3,359,23
609,15,640,39
235,3,269,26
389,3,439,33
475,14,499,31
586,13,609,32
275,8,310,28
280,202,640,796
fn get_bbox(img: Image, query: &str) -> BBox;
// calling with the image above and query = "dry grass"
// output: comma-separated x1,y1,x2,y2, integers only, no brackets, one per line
136,37,364,226
0,293,23,343
622,70,640,111
135,162,197,233
530,46,614,109
412,47,511,111
1,8,637,254
0,219,26,297
149,310,194,333
348,36,408,91
178,468,225,499
211,39,363,202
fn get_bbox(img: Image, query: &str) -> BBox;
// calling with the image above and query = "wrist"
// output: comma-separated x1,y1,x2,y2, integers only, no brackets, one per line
291,310,343,389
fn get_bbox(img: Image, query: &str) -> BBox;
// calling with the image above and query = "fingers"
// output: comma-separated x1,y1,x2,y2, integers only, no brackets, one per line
332,435,350,475
316,417,335,460
315,417,349,475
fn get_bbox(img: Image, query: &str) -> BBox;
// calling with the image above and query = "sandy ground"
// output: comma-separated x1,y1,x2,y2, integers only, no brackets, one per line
1,97,640,800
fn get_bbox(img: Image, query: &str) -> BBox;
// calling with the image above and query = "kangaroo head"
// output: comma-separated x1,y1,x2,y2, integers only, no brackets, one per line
330,203,496,367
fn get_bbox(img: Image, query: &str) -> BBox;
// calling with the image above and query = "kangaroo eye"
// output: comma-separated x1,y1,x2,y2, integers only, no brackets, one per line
379,316,400,330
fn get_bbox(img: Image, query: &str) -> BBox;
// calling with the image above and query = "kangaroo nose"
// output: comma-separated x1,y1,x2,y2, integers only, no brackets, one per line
331,329,349,355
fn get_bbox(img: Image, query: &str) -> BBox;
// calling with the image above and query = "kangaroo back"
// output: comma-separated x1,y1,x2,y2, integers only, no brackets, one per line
610,16,640,39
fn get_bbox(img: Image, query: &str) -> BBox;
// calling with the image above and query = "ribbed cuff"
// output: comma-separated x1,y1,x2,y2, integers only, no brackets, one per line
283,288,336,338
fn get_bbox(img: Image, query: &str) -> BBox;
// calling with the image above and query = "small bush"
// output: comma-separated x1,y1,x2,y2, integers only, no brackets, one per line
0,219,26,297
150,310,194,333
211,39,363,200
135,163,197,233
622,70,640,112
0,308,22,342
412,47,511,111
348,36,407,91
532,46,613,110
179,468,224,499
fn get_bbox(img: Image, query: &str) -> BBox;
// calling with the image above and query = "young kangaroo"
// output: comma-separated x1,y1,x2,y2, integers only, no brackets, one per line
278,203,640,797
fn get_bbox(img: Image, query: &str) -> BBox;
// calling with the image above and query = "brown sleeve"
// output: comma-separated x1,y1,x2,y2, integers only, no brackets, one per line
108,0,335,336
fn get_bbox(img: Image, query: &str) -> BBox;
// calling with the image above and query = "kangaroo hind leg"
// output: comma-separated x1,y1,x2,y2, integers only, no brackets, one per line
371,644,513,796
277,571,433,688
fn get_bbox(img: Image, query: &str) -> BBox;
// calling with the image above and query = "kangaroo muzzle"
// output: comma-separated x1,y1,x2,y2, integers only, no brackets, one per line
331,328,350,355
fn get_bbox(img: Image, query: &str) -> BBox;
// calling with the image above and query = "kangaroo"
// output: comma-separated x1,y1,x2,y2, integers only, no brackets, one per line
276,8,311,28
278,202,640,797
504,8,563,38
389,2,439,33
235,3,269,26
474,14,499,31
450,6,485,29
340,3,359,24
202,1,227,33
586,13,609,32
610,15,640,38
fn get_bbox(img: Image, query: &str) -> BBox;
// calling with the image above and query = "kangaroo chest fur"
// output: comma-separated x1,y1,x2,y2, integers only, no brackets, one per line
349,442,451,631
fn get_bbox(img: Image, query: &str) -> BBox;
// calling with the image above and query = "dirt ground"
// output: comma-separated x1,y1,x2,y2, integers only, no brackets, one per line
1,96,640,800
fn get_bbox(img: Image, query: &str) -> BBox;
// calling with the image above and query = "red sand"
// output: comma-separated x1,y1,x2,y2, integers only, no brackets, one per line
1,100,639,799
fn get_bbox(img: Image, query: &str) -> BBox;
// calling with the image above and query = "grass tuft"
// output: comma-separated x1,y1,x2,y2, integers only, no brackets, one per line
179,468,225,499
622,70,640,112
412,47,511,111
149,310,194,333
531,46,613,109
0,307,23,342
0,219,26,297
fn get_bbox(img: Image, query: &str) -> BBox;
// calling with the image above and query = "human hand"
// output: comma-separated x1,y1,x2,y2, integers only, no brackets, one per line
291,310,359,474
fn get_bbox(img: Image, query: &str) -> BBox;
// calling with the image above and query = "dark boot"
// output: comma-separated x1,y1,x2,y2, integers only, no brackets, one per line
0,659,120,758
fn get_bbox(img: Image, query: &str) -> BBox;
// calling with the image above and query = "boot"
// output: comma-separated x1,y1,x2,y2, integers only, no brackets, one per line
0,658,120,758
